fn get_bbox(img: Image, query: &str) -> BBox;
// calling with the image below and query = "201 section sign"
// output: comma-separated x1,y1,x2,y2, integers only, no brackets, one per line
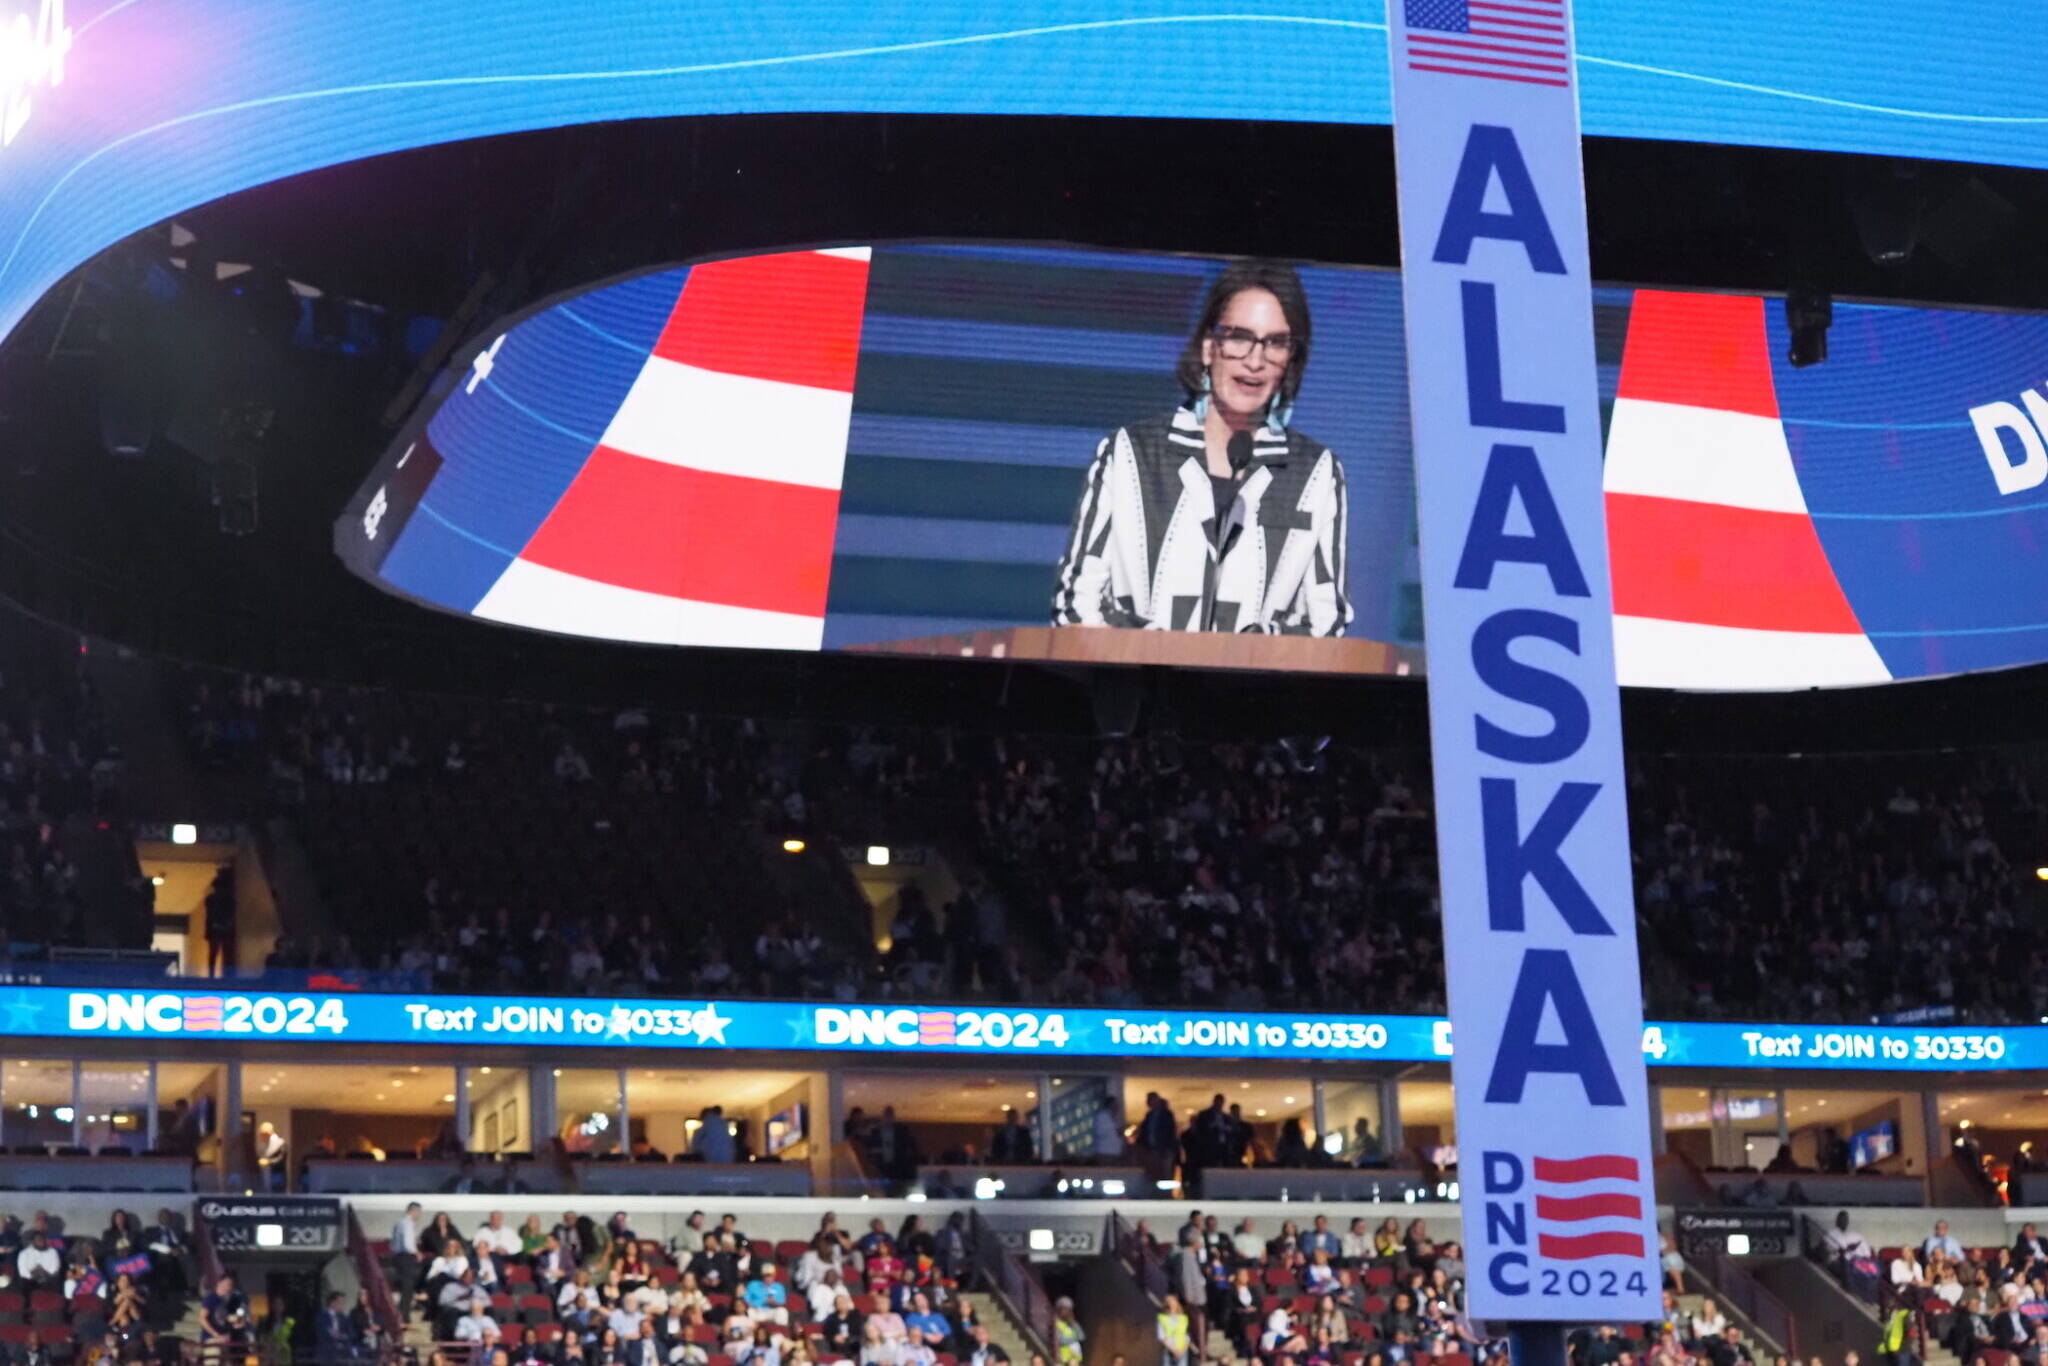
1387,0,1658,1323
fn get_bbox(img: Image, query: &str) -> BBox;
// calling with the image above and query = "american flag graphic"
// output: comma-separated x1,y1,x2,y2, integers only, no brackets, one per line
916,1012,957,1046
1532,1155,1646,1260
182,996,223,1032
1403,0,1570,87
453,249,871,648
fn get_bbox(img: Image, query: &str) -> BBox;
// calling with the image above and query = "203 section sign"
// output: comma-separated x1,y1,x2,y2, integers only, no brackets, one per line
1388,0,1657,1322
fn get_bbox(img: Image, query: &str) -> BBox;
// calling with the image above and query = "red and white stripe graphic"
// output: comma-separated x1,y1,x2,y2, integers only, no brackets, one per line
474,248,871,650
1605,291,1890,690
1533,1154,1646,1261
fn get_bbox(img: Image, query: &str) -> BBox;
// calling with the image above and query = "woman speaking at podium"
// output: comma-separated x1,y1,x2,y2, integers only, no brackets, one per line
1051,259,1352,637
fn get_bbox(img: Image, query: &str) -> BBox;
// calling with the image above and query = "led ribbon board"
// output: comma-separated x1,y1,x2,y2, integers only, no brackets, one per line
0,0,2040,351
17,986,2037,1070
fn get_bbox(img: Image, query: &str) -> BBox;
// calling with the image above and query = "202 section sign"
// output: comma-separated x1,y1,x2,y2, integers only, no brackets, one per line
1387,0,1659,1323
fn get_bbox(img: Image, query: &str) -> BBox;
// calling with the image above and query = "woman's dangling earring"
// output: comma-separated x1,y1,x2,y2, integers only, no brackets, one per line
1268,392,1294,432
1193,371,1212,421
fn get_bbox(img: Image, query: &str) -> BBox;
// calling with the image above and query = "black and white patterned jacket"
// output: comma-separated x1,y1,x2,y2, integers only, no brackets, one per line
1051,405,1352,636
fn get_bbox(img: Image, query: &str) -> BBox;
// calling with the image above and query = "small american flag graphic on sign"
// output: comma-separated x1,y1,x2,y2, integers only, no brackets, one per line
1403,0,1570,87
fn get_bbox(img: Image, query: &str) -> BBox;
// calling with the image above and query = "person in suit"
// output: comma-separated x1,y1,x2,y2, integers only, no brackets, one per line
14,1331,53,1366
2018,1225,2048,1274
1053,259,1351,639
534,1234,576,1297
1949,1293,1998,1366
1994,1287,2032,1351
316,1291,354,1365
1704,1326,1751,1366
988,1114,1034,1166
625,1320,667,1366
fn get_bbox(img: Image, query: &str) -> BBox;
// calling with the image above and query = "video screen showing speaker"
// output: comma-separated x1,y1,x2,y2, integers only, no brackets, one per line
336,241,2048,691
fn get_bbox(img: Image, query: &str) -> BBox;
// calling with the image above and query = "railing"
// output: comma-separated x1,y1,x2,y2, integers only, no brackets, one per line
969,1209,1055,1360
1691,1248,1800,1358
1106,1211,1168,1300
182,1343,279,1366
194,1206,225,1289
1797,1214,1927,1363
346,1205,405,1342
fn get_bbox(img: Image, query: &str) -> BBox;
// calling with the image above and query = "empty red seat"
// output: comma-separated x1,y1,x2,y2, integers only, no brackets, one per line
1365,1268,1394,1289
27,1293,59,1313
777,1241,808,1264
535,1324,561,1344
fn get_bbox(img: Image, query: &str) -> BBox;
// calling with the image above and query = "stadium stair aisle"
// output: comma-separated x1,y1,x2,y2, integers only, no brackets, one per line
957,1292,1035,1366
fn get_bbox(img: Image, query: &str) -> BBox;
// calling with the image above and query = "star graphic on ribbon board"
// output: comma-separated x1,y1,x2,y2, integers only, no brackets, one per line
605,1006,635,1041
688,1004,731,1045
3,990,42,1031
785,1011,816,1047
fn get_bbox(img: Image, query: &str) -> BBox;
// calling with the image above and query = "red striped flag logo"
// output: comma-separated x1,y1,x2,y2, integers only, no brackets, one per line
916,1012,956,1046
1532,1154,1645,1260
182,997,223,1032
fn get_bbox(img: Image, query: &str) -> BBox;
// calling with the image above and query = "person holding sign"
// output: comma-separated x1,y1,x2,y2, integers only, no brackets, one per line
1052,260,1352,637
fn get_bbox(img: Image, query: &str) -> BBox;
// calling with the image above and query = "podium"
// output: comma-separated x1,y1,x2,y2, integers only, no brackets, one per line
848,625,1423,676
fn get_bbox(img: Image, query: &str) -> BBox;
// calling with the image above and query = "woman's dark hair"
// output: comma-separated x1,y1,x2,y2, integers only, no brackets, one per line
1176,259,1313,409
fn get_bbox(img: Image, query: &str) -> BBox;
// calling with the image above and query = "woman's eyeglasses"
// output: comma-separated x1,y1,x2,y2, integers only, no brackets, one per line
1212,326,1296,361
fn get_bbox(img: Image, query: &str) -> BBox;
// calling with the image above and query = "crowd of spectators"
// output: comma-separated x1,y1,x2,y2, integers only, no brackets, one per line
0,610,131,958
1120,1209,1787,1366
815,732,2048,1025
0,1208,192,1363
170,657,2048,1027
1819,1213,2048,1366
179,672,866,998
378,1205,1001,1366
1122,1209,1489,1366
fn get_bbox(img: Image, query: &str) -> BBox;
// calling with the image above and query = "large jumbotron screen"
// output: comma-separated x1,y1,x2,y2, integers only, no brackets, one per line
338,243,2048,691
